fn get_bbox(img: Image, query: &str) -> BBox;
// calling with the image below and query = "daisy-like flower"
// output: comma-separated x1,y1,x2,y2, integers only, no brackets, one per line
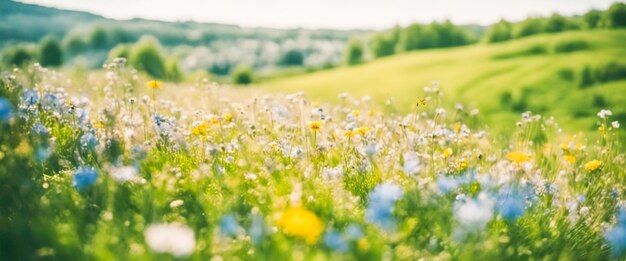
584,159,602,172
144,223,196,257
612,121,620,129
146,80,162,89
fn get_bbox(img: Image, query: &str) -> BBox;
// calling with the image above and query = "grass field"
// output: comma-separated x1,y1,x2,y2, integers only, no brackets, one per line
1,31,625,260
262,30,626,135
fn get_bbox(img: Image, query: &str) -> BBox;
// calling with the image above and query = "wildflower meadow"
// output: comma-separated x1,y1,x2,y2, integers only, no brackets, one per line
0,60,625,260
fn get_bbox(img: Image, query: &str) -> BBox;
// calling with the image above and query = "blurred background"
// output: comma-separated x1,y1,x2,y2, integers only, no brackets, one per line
1,0,625,132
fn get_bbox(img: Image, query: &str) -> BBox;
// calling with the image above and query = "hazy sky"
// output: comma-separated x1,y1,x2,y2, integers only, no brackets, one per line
18,0,621,30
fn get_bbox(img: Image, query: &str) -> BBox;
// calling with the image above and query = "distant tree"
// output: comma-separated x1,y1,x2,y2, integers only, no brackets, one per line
62,34,86,55
371,27,400,58
513,17,544,38
89,26,110,49
484,19,513,43
231,64,253,85
166,59,183,82
544,13,568,33
583,9,603,29
39,37,63,67
129,36,167,78
278,49,304,66
605,2,626,28
344,39,364,66
2,46,35,67
108,44,131,60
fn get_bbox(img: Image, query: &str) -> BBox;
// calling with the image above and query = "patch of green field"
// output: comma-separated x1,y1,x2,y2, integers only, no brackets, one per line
262,30,626,135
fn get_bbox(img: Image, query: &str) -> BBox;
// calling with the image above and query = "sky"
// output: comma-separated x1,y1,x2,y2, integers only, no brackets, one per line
17,0,622,30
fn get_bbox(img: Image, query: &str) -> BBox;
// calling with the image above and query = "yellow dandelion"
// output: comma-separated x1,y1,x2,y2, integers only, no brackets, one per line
93,121,104,129
191,121,210,136
416,97,427,108
354,126,369,136
452,123,461,133
209,115,221,124
506,151,531,164
278,207,324,244
584,160,602,172
352,110,360,117
564,155,576,164
309,121,322,132
223,112,233,122
442,148,453,158
146,80,162,89
343,130,355,138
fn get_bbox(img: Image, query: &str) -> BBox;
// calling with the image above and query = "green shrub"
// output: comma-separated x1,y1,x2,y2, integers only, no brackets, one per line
39,36,63,67
2,46,35,67
554,39,589,53
344,39,364,66
492,44,547,59
129,36,166,79
231,64,253,85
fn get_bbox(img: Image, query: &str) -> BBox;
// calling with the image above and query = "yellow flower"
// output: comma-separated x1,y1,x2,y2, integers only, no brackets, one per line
343,130,355,138
506,151,531,164
93,121,104,129
564,155,576,164
352,110,360,117
416,97,427,108
309,121,322,132
598,124,605,133
442,148,453,158
146,80,162,89
191,121,210,136
278,207,324,244
354,126,369,136
223,112,233,122
455,158,467,171
16,140,33,156
452,123,461,133
209,115,221,124
584,160,602,172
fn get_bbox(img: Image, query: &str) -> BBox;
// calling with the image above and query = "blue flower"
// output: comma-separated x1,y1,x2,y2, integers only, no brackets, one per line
80,132,98,150
324,230,349,252
23,90,38,105
365,183,403,231
0,97,11,122
32,122,49,136
345,224,364,240
495,195,526,221
605,224,626,257
73,167,98,190
220,214,242,237
36,147,51,162
248,214,265,245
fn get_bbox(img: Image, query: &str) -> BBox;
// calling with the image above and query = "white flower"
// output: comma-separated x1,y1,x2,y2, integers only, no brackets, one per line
597,109,613,119
612,121,620,129
145,223,196,257
402,152,421,175
169,200,184,208
110,166,140,182
454,192,494,229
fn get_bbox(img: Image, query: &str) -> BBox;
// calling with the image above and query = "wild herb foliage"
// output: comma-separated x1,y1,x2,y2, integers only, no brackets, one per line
0,61,625,260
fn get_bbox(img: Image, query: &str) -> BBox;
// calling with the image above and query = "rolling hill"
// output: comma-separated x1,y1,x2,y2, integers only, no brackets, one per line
261,30,626,134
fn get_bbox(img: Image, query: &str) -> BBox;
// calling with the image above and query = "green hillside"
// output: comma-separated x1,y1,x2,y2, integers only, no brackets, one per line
262,30,626,134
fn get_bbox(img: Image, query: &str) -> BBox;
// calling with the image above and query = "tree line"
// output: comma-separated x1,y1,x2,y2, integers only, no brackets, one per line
344,2,626,66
